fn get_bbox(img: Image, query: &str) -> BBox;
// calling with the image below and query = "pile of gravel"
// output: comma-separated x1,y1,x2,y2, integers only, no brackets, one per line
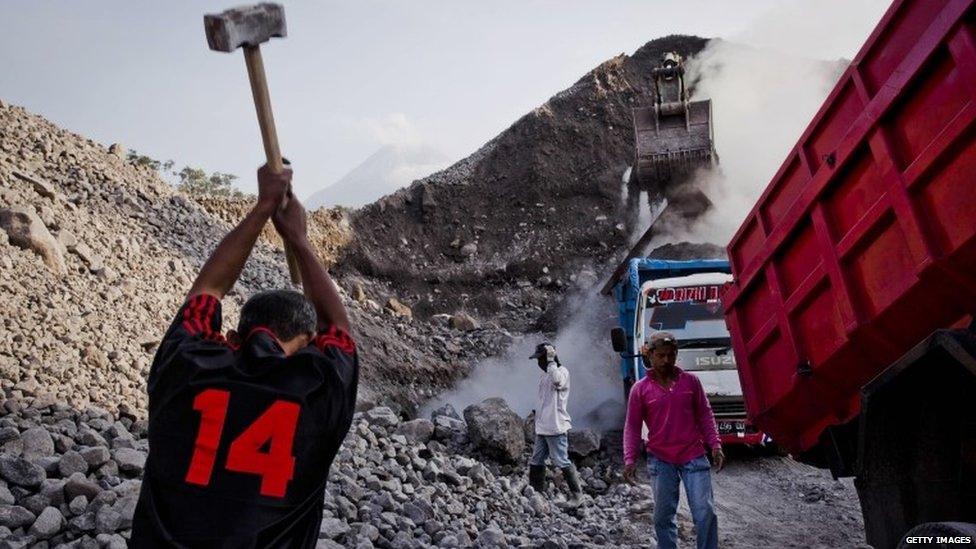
0,393,670,548
0,100,512,417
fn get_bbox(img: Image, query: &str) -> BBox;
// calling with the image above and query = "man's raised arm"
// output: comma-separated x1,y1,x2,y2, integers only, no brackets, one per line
272,196,351,333
187,165,290,300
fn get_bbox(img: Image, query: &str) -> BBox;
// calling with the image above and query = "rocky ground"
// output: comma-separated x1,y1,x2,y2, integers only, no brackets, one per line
0,395,865,548
0,99,514,417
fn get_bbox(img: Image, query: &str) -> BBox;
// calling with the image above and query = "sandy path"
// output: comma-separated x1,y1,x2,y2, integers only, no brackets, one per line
613,447,867,548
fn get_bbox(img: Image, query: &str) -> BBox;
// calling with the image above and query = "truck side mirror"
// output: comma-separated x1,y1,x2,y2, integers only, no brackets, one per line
611,327,627,353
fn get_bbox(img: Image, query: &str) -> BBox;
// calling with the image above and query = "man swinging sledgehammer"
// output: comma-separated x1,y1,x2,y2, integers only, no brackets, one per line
130,165,358,547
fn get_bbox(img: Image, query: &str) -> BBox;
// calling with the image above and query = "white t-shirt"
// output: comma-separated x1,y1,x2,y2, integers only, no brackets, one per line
535,362,572,435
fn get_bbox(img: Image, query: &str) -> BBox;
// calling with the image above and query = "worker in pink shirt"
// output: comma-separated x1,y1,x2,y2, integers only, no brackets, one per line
622,331,724,549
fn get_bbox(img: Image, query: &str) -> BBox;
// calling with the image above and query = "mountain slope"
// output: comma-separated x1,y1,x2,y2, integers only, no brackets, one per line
307,143,449,209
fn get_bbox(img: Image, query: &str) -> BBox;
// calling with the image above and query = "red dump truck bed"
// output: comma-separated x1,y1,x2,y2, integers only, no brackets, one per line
724,0,976,453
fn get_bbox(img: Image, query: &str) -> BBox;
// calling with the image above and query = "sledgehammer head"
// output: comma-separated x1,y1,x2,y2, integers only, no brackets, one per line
204,3,286,53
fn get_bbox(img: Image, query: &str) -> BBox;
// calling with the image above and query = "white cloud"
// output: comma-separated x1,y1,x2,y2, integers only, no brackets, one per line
364,112,423,146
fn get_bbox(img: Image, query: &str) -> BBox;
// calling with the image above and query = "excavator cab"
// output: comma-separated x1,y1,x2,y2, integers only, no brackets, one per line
630,52,716,190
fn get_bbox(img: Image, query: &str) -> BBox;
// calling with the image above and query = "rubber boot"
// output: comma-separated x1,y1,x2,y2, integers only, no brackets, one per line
528,464,547,494
561,465,583,507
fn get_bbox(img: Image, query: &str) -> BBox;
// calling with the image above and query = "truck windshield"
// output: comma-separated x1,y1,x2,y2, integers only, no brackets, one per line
645,300,730,344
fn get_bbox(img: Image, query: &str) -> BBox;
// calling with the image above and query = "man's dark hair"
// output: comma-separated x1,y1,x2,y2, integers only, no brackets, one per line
238,290,317,341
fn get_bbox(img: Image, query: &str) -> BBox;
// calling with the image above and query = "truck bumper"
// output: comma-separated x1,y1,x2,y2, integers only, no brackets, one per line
717,419,764,446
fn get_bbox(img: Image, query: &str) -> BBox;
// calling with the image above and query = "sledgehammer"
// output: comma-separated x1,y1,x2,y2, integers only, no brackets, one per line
204,3,301,284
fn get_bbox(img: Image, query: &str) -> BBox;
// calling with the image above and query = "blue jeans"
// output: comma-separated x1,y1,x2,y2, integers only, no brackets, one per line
647,454,718,549
529,433,571,468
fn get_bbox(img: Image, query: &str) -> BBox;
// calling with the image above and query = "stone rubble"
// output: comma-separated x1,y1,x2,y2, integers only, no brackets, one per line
0,395,662,548
0,100,511,417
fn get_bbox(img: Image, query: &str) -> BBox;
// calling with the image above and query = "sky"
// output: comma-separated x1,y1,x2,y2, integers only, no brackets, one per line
0,0,890,198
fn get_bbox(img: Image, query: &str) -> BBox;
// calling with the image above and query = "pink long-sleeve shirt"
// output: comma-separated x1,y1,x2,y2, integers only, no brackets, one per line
623,368,721,466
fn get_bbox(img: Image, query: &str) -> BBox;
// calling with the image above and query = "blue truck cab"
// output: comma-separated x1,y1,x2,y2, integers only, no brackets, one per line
610,258,762,445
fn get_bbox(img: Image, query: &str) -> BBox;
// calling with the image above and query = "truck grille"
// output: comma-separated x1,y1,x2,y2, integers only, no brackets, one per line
710,399,746,418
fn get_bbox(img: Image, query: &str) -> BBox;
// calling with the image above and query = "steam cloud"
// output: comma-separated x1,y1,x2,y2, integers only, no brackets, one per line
651,40,848,248
425,290,625,431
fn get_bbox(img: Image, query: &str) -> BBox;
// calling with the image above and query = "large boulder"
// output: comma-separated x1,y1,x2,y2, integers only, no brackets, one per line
463,398,525,463
0,206,65,273
568,429,602,458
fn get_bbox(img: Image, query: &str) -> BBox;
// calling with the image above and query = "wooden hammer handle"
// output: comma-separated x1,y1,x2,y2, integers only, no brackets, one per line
243,45,301,285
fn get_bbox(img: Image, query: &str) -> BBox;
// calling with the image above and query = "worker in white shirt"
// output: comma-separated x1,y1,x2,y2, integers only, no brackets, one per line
527,342,582,505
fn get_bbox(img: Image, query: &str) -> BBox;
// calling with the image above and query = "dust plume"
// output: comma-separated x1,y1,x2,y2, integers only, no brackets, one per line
424,287,625,431
652,40,848,247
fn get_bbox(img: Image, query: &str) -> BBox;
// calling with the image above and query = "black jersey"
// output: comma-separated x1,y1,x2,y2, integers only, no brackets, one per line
130,294,358,548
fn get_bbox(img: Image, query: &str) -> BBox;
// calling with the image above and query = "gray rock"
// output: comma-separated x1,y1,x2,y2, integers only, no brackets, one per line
401,501,430,524
69,511,96,532
475,527,507,547
71,242,103,273
430,403,461,421
79,447,109,468
363,407,399,429
0,206,65,273
69,495,88,516
55,229,77,250
0,533,33,549
568,429,602,458
0,485,13,505
28,506,64,539
463,398,526,463
20,427,54,460
319,517,351,540
12,171,57,200
75,430,107,449
64,473,101,501
0,505,35,529
113,496,138,528
0,428,19,446
466,462,489,485
95,505,122,533
0,455,46,488
38,479,65,507
112,447,145,475
58,450,88,477
96,533,127,549
394,419,434,444
19,493,50,516
35,456,60,476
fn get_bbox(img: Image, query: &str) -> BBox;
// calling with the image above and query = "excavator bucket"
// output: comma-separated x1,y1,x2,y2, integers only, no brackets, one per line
631,51,716,187
631,98,715,185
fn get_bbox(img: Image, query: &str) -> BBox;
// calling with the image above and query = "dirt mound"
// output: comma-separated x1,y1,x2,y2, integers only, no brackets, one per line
0,101,506,415
343,35,712,331
192,195,354,267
